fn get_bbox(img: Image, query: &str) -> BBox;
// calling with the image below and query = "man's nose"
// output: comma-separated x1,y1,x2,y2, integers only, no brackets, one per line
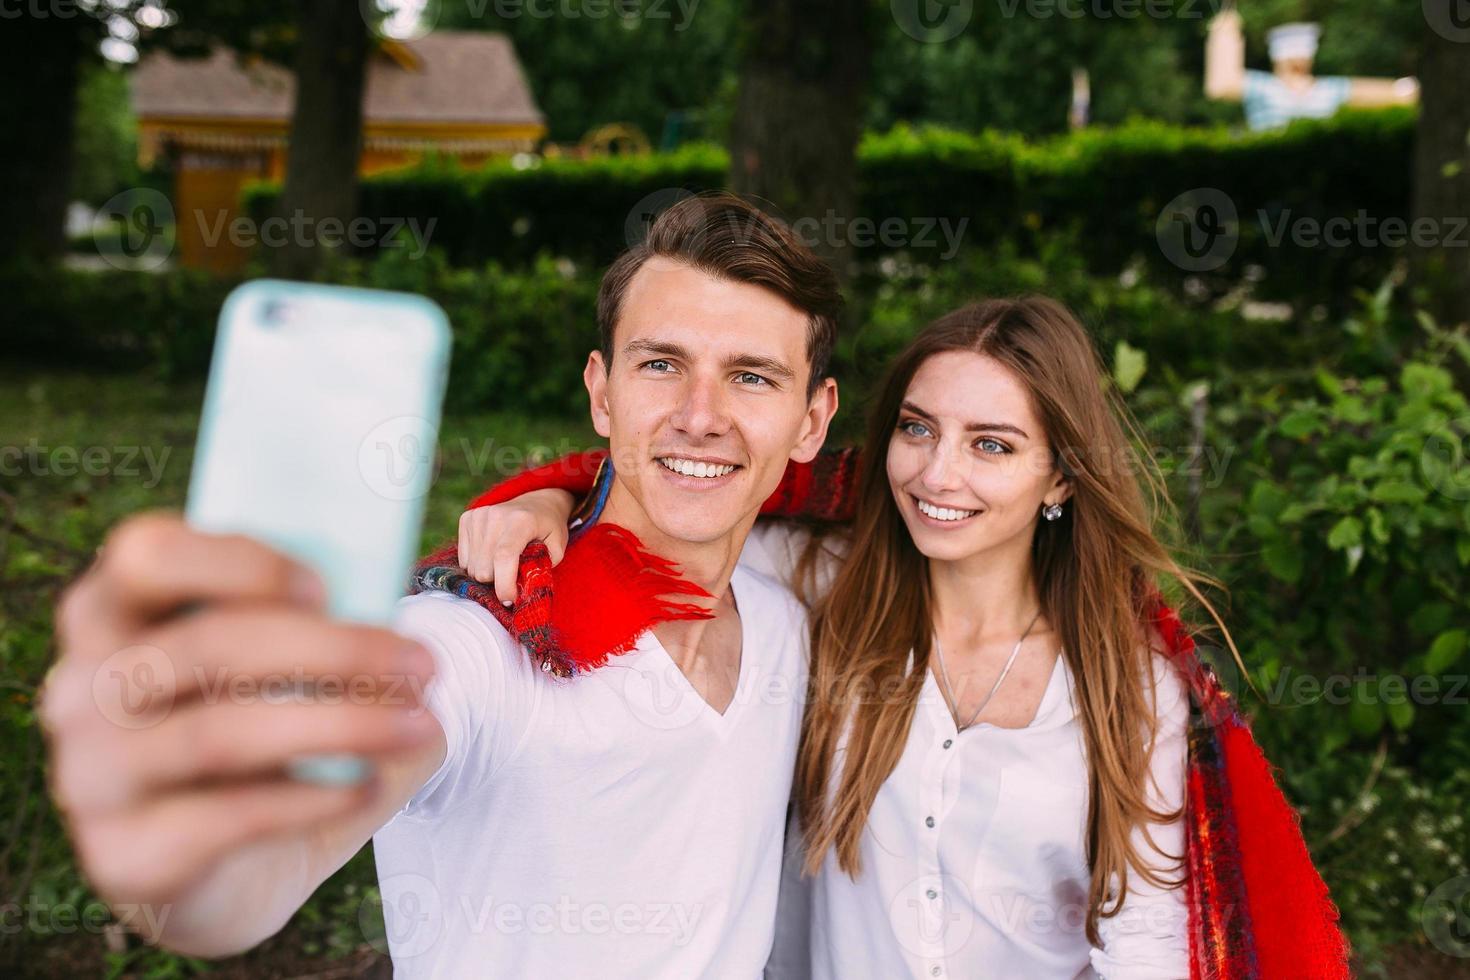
670,372,732,439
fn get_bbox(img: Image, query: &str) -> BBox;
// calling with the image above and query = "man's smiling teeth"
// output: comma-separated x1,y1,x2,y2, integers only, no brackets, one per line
916,498,978,522
658,457,738,479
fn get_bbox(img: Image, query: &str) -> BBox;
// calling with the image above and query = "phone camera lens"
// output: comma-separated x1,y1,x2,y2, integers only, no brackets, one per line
262,300,289,327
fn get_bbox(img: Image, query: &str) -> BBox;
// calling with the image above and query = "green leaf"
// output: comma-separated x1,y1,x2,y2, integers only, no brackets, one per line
1261,538,1303,584
1278,503,1316,524
1426,629,1467,673
1113,340,1147,394
1386,698,1415,732
1366,507,1389,544
1326,516,1363,551
1248,481,1289,520
1369,481,1426,505
1314,368,1343,398
1278,409,1321,438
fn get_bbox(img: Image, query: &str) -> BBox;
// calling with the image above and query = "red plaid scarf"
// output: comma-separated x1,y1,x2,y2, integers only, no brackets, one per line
410,447,1349,978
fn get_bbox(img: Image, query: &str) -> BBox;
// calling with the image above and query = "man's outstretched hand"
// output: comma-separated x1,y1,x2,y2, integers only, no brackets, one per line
41,512,443,954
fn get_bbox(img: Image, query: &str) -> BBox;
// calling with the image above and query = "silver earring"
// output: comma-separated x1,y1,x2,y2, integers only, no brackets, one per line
1042,502,1064,521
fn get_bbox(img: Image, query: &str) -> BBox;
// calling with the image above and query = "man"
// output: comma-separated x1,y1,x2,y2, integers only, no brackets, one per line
41,193,841,976
1205,8,1417,131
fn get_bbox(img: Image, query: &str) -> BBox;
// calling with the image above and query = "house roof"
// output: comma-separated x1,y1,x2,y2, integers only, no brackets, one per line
131,31,544,127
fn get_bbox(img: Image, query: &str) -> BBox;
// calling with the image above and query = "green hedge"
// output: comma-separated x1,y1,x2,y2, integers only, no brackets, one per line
245,143,728,270
243,110,1416,307
7,234,1343,423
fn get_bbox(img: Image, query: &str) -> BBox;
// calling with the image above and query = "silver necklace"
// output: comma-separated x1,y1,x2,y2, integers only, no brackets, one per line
934,609,1043,732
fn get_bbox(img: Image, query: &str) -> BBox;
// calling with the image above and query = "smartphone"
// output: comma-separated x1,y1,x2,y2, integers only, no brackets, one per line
185,279,450,626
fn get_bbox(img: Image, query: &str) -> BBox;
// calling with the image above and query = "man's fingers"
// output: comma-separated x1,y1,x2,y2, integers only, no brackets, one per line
40,608,433,734
74,778,380,911
54,698,439,813
63,513,325,658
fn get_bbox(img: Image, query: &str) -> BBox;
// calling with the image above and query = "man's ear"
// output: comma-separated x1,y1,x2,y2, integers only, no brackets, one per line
790,377,839,464
584,351,612,439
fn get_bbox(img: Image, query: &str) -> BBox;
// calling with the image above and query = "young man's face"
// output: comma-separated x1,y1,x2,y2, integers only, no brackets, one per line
585,257,838,546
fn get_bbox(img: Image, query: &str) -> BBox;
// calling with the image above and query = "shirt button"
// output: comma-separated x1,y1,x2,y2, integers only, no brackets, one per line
925,815,935,828
926,888,938,900
942,738,953,749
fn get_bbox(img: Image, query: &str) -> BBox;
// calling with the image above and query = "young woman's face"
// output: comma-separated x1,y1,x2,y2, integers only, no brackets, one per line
885,350,1070,564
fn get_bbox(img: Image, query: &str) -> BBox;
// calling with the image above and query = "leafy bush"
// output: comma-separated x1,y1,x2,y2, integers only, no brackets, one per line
242,109,1417,310
1120,285,1470,967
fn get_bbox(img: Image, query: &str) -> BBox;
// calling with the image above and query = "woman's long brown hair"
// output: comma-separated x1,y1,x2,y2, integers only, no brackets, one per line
794,296,1238,945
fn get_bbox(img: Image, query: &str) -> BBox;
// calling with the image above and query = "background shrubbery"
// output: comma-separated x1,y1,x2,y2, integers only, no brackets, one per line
243,109,1417,311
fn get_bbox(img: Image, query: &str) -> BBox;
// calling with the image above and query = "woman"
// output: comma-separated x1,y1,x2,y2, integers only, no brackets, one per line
419,297,1348,978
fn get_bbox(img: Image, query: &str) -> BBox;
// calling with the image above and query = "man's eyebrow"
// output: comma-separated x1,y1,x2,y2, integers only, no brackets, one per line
724,353,796,383
621,339,798,384
622,339,693,361
900,400,1030,438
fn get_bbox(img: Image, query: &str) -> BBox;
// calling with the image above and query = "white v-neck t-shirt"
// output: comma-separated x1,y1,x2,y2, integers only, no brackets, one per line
373,560,809,979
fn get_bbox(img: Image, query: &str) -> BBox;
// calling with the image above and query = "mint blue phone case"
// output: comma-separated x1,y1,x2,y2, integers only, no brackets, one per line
185,281,450,786
186,279,451,625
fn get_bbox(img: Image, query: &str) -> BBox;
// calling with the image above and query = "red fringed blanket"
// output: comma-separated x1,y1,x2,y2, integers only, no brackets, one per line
409,447,1350,978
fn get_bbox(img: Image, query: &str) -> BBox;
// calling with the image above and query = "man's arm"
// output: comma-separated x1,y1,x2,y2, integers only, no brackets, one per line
149,732,445,957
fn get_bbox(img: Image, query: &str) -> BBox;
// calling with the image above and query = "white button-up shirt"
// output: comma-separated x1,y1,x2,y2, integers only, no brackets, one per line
745,524,1192,980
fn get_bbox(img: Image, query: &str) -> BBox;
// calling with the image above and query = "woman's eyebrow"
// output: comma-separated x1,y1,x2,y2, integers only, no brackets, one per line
900,401,1030,438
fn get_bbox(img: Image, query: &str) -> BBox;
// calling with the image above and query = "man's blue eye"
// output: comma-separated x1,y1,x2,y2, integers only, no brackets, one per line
738,372,768,386
647,360,672,372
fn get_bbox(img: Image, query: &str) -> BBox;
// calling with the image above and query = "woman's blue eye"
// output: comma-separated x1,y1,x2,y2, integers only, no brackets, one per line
900,420,931,438
977,438,1009,454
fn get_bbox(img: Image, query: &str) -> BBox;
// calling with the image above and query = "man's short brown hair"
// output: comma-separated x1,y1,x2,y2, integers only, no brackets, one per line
596,192,842,397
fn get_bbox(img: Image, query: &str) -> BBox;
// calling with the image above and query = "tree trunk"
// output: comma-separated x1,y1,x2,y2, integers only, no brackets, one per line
0,16,88,264
270,0,371,280
1411,3,1470,329
727,0,871,274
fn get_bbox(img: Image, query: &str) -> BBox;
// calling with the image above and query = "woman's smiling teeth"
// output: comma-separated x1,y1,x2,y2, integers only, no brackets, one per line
658,457,739,479
914,496,978,522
